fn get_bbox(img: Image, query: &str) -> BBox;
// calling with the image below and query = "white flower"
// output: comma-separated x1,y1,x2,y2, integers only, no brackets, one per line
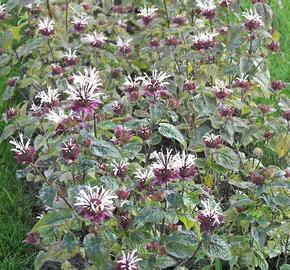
116,250,142,270
117,19,128,28
236,73,249,83
138,6,158,17
45,108,67,123
173,151,196,169
74,186,117,216
192,32,217,44
134,168,154,181
137,70,171,87
38,17,55,32
151,148,176,170
81,31,107,45
242,8,263,22
26,0,40,10
199,200,223,225
212,80,232,96
0,3,6,17
9,133,31,154
196,0,216,10
65,67,102,101
63,48,78,59
123,75,140,89
111,160,130,176
30,102,42,113
71,14,88,26
202,132,220,142
35,87,60,104
117,37,132,48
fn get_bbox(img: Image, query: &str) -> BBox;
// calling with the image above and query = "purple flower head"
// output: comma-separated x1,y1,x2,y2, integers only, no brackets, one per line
3,107,17,122
192,32,217,50
138,6,158,25
137,70,171,97
173,15,187,26
242,9,264,31
61,138,81,162
0,3,6,20
112,160,129,178
173,151,198,180
164,36,182,47
65,67,103,113
235,74,250,91
10,133,36,165
137,126,152,140
115,250,142,270
114,125,132,144
151,149,178,185
267,41,280,53
63,49,79,66
134,168,154,190
71,14,88,32
35,87,60,108
283,110,290,121
117,37,132,56
197,200,224,233
249,171,265,185
183,80,196,92
74,186,117,223
271,80,286,91
219,0,233,8
203,133,222,149
38,18,55,36
213,80,232,99
218,105,235,118
51,64,64,75
81,31,107,48
196,0,216,20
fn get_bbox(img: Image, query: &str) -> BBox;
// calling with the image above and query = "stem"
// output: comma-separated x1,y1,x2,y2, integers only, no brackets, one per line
65,0,69,33
176,240,202,268
47,39,55,60
93,113,97,138
284,236,289,264
163,0,170,28
46,0,53,19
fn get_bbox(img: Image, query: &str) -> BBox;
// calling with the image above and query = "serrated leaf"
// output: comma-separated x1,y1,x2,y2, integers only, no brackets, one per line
158,123,187,148
254,3,273,27
156,256,177,268
134,206,165,225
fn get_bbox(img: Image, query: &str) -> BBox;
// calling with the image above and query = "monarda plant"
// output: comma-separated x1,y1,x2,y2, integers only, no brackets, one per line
0,0,289,269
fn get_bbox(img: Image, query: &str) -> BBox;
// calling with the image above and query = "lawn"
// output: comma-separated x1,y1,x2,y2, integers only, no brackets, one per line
0,0,289,269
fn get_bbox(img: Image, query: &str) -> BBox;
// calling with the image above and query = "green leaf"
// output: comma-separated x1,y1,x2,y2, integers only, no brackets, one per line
39,185,56,208
179,214,196,230
280,265,290,270
92,139,121,158
158,123,187,148
165,242,195,259
203,235,232,261
0,123,16,143
213,147,240,171
33,209,74,231
2,86,15,101
251,226,266,248
83,233,111,268
134,206,165,225
254,3,273,27
156,256,177,268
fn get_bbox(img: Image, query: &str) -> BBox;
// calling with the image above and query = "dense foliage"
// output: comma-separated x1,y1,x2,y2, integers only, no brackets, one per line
0,0,290,269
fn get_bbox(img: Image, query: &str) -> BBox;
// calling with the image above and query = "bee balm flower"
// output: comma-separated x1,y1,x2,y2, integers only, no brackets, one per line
74,186,117,223
38,18,55,36
196,0,216,20
138,6,158,25
202,133,222,149
242,9,264,31
71,14,88,32
112,160,129,177
63,49,79,66
173,151,197,179
61,138,81,162
115,250,142,270
197,200,224,233
117,37,132,56
191,32,217,50
81,31,107,48
35,87,60,107
3,107,17,122
213,80,232,99
10,134,36,165
219,0,233,8
65,67,103,113
0,3,6,20
114,125,132,144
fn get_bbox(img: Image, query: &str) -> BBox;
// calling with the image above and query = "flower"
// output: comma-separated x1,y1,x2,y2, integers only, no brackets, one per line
3,107,17,122
197,200,224,233
138,5,158,25
114,125,132,144
151,149,178,185
35,87,60,107
71,14,88,32
38,18,55,36
112,160,129,177
137,126,152,140
112,101,124,115
117,37,132,56
267,41,280,53
74,186,117,223
283,110,290,121
30,102,44,117
249,171,265,185
242,9,264,31
0,3,6,20
137,70,171,97
63,48,79,66
115,250,142,270
134,168,154,182
10,133,36,165
172,14,187,26
164,36,182,47
173,151,197,179
45,108,67,124
123,75,140,94
65,67,103,113
25,0,41,16
183,80,196,92
218,105,235,118
61,138,81,162
81,31,107,48
202,133,222,149
191,32,217,50
196,0,216,20
271,80,286,91
212,80,232,99
51,64,64,75
219,0,233,8
235,73,250,91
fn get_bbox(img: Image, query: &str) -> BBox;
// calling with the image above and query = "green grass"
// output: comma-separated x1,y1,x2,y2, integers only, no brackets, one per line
0,68,37,269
